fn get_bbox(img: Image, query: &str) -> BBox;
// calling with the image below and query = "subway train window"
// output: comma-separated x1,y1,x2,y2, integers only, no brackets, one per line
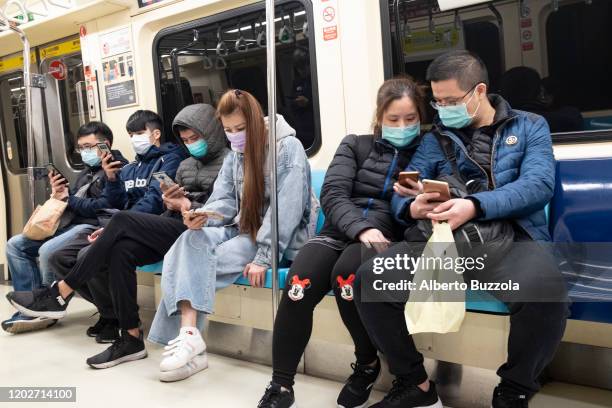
545,0,612,132
154,0,320,154
54,54,88,168
0,73,28,173
384,0,612,135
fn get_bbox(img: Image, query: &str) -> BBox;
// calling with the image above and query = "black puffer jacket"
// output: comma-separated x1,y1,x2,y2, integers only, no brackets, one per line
319,134,418,242
170,103,230,212
176,153,229,209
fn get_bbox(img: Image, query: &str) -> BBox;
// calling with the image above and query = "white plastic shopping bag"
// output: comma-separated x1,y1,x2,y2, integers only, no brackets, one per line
405,221,466,334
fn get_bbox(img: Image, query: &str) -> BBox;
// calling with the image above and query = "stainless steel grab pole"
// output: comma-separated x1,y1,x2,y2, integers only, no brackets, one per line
0,12,35,211
265,0,280,320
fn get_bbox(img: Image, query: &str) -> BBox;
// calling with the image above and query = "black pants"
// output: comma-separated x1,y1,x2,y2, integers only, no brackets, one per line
49,226,116,319
63,211,187,330
354,240,570,397
272,241,379,389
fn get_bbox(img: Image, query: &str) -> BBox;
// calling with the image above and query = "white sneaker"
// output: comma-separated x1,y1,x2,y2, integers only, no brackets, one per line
160,327,206,372
159,353,208,382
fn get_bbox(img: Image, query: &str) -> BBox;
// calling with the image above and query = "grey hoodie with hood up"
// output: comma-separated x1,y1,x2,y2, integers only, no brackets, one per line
172,104,230,209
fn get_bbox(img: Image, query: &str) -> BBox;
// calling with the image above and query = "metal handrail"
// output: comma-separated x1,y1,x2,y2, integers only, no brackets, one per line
4,0,28,24
0,9,35,211
264,0,280,320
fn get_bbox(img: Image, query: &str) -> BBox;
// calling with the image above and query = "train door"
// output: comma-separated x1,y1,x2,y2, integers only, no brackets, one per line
0,52,47,239
0,36,86,240
38,37,87,182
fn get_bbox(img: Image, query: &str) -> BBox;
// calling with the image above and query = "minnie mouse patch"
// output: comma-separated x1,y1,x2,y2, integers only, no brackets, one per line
288,275,311,301
337,274,356,301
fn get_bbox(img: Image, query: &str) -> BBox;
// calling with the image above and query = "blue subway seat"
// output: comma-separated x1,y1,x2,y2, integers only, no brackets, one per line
140,161,612,324
138,262,163,274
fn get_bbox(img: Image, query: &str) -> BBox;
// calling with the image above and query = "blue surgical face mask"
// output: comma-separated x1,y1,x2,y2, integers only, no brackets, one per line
381,122,421,147
186,139,208,158
437,89,481,129
81,148,102,167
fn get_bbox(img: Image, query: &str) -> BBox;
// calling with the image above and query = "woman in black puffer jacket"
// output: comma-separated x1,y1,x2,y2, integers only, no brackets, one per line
258,78,427,408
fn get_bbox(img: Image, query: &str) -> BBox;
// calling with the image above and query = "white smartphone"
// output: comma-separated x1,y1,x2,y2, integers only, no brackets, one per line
152,171,177,187
193,209,224,220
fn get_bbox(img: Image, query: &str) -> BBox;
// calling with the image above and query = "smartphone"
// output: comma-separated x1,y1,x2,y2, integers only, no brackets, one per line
398,171,420,187
193,209,224,220
422,179,451,202
152,171,177,187
46,163,67,182
97,143,114,161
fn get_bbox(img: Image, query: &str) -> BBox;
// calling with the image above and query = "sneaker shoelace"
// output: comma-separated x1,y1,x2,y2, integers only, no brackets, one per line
257,384,281,408
108,332,130,354
346,362,376,390
385,377,414,403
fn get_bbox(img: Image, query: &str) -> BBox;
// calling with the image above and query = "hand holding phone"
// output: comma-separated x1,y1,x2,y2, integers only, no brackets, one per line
101,152,122,181
182,209,208,230
193,209,224,220
97,143,114,161
46,163,69,200
395,171,421,197
398,171,419,187
422,179,451,202
152,172,177,188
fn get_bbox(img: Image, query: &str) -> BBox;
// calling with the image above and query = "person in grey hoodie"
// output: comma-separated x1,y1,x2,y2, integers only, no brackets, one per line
7,104,229,369
148,89,312,383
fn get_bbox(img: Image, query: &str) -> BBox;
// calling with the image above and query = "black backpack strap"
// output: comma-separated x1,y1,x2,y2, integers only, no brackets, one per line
433,132,463,183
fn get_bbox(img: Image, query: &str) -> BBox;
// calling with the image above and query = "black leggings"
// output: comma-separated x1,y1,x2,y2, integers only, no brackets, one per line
272,241,378,389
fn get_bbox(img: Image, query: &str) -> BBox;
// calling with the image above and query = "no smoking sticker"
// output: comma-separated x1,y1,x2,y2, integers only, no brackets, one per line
323,6,335,22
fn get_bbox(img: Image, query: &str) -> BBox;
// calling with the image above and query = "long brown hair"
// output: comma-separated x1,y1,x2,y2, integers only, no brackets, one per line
373,76,427,137
216,89,267,241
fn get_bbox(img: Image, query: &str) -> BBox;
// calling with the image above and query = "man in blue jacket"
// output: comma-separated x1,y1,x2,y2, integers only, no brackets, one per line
353,51,569,408
2,122,128,333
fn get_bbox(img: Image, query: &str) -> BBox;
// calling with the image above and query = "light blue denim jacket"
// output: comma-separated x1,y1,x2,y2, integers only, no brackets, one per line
200,115,312,268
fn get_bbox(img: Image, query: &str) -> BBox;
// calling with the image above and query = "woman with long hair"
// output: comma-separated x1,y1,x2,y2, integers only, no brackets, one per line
148,89,313,382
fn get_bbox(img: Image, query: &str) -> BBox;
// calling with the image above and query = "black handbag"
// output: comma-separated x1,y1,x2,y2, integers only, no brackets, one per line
413,134,515,266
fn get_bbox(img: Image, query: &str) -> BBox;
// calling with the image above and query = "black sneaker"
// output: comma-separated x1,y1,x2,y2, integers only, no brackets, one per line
6,282,73,319
492,385,529,408
257,382,296,408
86,314,105,337
370,379,442,408
86,315,120,343
95,322,120,344
1,312,58,334
86,330,147,369
337,357,381,408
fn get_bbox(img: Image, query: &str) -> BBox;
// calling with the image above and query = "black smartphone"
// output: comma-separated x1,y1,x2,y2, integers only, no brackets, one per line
97,143,114,161
46,163,68,184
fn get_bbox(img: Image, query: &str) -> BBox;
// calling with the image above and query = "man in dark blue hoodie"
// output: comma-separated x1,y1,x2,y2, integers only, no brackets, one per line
6,111,186,338
2,122,128,334
101,110,186,215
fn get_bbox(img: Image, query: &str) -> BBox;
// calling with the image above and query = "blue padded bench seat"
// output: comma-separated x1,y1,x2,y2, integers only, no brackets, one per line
137,169,511,313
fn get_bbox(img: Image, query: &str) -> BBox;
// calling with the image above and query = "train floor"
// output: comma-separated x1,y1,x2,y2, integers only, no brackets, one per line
1,283,611,408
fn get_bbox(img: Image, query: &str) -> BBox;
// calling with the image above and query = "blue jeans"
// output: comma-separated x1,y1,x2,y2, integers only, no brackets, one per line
6,223,95,291
148,226,258,345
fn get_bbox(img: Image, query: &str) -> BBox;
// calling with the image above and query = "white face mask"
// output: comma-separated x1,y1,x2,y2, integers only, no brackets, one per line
131,133,153,156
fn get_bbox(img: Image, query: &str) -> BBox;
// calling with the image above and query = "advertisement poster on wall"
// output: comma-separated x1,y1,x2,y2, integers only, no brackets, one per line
99,26,138,109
